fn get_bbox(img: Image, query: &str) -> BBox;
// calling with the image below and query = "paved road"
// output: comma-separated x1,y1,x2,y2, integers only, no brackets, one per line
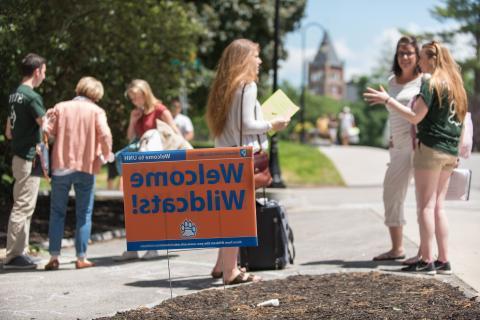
0,146,478,320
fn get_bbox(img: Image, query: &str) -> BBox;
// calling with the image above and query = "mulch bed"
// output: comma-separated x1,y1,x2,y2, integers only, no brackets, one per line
0,195,125,248
97,272,480,320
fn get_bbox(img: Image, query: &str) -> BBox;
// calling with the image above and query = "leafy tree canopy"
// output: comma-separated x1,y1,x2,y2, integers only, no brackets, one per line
430,0,480,150
0,0,203,149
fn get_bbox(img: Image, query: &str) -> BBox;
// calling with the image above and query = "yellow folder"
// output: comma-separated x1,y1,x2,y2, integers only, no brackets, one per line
261,89,299,121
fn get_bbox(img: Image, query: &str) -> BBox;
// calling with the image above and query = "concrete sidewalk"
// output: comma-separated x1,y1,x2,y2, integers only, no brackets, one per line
320,145,480,292
0,146,478,320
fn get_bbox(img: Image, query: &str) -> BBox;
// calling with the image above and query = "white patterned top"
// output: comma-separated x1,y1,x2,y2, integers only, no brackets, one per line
387,74,422,148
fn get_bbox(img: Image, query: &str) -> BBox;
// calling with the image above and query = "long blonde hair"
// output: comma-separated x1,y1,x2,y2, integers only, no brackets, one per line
206,39,260,137
125,79,160,113
422,41,467,122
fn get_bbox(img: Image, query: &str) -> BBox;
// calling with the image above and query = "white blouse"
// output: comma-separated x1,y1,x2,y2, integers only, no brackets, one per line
214,82,269,151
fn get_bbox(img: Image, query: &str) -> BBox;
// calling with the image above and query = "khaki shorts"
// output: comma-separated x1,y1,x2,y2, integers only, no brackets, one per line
413,143,456,171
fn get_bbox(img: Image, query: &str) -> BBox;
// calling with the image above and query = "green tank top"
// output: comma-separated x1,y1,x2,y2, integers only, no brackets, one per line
417,79,462,156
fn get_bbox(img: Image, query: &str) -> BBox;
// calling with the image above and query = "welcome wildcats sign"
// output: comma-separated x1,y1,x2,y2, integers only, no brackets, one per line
121,147,257,251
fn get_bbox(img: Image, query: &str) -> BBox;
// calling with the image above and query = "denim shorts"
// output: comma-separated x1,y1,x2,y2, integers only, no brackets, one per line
413,142,456,171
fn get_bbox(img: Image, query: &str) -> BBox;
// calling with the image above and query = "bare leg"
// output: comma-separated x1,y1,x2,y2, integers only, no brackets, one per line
212,247,260,283
434,170,451,262
388,226,404,255
414,168,440,263
212,248,240,280
212,249,222,274
219,247,240,282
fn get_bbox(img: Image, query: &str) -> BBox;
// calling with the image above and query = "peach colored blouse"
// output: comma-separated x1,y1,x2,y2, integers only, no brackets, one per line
46,97,112,175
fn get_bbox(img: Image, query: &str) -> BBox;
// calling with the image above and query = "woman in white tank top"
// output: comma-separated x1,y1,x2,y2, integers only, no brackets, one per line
373,36,422,262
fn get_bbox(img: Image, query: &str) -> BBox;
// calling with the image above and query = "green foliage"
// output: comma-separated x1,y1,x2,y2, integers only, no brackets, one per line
0,0,307,208
191,115,210,142
429,0,480,150
278,140,344,186
0,0,204,150
347,76,389,147
0,0,204,206
0,134,12,208
186,0,306,72
185,0,307,113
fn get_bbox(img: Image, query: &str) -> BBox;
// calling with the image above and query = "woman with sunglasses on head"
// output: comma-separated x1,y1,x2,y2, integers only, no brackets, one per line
365,41,468,275
372,36,422,263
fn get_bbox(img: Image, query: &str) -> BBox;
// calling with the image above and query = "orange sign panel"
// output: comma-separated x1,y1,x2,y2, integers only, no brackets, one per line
121,147,257,250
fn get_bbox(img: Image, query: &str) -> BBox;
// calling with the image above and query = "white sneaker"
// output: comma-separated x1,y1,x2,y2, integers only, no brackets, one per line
141,250,159,260
113,251,139,261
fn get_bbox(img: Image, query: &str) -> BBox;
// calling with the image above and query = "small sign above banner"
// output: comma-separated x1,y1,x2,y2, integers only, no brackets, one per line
121,147,257,251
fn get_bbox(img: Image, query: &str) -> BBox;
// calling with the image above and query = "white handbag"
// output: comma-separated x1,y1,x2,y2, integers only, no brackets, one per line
446,168,472,201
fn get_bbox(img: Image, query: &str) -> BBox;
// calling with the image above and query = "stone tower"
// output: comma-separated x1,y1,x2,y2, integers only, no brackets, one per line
308,32,345,100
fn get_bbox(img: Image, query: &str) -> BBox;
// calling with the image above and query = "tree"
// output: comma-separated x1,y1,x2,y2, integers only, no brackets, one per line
430,0,480,150
0,0,204,206
0,0,203,148
0,0,306,206
185,0,306,116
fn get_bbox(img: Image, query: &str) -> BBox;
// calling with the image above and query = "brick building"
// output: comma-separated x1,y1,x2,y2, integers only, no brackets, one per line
308,32,345,100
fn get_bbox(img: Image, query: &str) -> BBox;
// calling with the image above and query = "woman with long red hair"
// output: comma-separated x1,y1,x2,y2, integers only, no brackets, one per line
206,39,289,284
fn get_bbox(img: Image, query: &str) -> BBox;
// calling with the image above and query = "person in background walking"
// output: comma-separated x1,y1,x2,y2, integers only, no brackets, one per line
170,98,194,141
327,113,339,145
44,76,112,270
372,36,422,263
206,38,289,285
3,53,47,270
364,41,468,275
339,106,355,145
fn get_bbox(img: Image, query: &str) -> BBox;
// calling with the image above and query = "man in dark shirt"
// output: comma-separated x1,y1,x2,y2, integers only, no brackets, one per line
4,53,47,269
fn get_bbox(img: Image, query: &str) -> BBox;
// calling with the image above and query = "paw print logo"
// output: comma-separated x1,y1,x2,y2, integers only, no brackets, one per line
180,219,197,238
240,149,247,157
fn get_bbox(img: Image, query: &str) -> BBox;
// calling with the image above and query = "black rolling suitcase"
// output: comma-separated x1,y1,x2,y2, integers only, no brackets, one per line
239,198,295,270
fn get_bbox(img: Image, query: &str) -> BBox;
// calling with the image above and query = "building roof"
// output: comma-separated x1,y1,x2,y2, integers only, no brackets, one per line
311,32,343,68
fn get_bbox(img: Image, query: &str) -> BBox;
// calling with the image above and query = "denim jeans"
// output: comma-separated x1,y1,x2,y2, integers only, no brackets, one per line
49,172,95,258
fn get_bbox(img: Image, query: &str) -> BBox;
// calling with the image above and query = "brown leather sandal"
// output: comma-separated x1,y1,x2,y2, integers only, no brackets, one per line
75,259,95,269
44,259,59,271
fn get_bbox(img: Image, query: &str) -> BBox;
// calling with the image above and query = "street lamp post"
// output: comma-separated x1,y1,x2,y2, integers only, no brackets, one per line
268,0,285,188
299,22,326,144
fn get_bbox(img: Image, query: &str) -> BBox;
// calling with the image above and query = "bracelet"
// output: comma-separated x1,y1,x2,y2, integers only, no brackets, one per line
384,96,391,104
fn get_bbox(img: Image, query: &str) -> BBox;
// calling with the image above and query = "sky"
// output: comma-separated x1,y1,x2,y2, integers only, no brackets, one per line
278,0,476,87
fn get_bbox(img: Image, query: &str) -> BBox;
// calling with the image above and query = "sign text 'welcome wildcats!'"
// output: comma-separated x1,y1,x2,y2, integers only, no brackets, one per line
121,147,257,251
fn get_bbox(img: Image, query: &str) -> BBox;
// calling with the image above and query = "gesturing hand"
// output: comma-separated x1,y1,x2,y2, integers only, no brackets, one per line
363,86,390,106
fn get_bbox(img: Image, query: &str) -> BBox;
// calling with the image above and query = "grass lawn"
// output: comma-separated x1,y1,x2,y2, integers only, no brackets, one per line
278,141,344,187
39,141,344,191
